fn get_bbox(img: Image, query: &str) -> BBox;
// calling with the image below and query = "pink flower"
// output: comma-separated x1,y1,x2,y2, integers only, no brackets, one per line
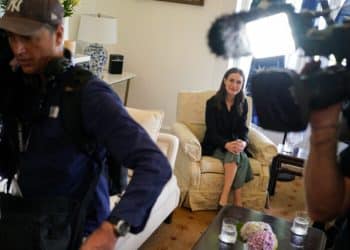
247,230,277,250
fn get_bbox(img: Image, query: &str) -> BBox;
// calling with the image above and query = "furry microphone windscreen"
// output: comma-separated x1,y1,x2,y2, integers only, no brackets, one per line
207,13,251,59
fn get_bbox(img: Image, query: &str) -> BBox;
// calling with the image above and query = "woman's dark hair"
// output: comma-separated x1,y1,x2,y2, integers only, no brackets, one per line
215,67,246,114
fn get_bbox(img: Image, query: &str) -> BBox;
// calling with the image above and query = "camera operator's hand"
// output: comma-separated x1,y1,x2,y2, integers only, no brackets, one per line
302,60,341,142
301,59,349,222
306,103,344,222
310,103,341,134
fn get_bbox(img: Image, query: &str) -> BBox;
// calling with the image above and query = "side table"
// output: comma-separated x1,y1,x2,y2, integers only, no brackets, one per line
265,144,308,208
102,71,136,105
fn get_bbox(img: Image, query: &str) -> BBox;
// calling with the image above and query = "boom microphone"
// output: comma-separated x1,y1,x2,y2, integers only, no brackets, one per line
207,4,297,58
207,13,250,59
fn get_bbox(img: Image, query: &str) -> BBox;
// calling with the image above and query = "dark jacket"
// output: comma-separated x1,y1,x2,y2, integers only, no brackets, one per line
202,95,249,156
0,61,171,235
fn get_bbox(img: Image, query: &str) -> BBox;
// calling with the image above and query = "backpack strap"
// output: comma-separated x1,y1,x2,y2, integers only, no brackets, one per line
60,66,128,196
69,150,103,250
58,66,105,249
60,66,96,153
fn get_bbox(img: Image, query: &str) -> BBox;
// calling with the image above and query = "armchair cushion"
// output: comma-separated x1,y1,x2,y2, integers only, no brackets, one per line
125,107,165,178
247,125,278,164
126,107,164,142
200,156,223,174
176,91,214,142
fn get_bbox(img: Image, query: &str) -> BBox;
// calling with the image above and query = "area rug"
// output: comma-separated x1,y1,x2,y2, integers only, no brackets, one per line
140,176,305,250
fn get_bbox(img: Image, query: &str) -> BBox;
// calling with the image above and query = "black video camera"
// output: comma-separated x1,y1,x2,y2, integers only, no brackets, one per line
208,3,350,133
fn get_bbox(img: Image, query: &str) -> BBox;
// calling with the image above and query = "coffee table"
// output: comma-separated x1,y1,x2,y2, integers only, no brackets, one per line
192,205,326,250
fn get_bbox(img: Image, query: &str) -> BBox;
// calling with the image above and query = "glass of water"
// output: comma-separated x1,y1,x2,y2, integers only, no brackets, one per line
291,211,310,235
219,217,237,244
290,211,310,247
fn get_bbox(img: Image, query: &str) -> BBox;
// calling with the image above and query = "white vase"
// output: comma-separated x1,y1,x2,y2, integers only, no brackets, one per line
63,17,69,40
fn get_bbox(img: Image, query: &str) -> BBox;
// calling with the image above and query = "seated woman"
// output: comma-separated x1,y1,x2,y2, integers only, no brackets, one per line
202,67,253,207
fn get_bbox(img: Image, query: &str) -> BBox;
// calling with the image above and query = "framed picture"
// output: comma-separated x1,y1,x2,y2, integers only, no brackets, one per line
157,0,204,6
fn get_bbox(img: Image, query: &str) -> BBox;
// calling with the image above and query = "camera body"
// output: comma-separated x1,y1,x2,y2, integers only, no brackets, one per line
251,65,350,132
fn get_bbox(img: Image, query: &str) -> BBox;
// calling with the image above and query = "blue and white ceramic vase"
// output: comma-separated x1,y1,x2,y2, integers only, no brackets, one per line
84,43,108,78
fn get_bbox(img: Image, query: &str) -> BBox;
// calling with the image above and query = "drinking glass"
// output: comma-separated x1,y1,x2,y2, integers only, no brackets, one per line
284,132,304,155
219,217,237,244
290,211,310,247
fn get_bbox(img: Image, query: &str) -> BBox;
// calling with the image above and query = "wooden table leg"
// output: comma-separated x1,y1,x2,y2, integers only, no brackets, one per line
268,156,280,196
124,79,131,106
265,192,270,209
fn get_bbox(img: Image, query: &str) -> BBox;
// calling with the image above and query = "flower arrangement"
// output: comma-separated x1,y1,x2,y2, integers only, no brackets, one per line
240,221,278,250
0,0,80,17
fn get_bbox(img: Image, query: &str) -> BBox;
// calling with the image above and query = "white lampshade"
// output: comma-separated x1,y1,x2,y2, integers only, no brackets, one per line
78,14,117,44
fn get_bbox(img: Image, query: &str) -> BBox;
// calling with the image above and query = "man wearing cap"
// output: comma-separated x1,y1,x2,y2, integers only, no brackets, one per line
0,0,171,249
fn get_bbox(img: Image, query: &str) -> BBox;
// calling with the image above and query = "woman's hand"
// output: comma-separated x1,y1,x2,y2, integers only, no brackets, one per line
225,141,236,154
234,139,247,153
225,140,246,154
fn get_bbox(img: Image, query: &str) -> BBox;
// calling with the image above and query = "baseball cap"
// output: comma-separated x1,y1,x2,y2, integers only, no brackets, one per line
0,0,64,36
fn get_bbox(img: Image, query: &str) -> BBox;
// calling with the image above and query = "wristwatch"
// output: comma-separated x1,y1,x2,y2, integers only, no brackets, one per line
108,218,130,237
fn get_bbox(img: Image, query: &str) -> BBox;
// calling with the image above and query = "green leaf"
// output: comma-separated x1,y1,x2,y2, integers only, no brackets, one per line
236,222,245,242
0,0,9,10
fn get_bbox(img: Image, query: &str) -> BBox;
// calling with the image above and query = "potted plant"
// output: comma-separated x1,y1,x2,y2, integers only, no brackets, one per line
0,0,80,17
61,0,80,17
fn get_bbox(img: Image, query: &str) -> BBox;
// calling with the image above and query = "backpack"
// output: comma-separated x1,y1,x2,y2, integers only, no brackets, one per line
60,64,128,196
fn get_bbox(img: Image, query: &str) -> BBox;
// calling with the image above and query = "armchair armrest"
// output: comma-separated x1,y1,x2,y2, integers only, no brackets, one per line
157,132,179,170
248,125,278,166
172,122,202,162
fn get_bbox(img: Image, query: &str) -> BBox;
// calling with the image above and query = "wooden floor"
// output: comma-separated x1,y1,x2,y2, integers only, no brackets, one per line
140,177,305,250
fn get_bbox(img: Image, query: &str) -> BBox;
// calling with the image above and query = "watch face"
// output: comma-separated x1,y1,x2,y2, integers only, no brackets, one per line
116,220,130,236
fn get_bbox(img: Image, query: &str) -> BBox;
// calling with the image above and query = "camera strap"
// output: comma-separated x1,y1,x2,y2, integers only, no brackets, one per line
17,120,31,153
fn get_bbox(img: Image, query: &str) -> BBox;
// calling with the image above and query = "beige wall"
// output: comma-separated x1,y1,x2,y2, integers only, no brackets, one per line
70,0,236,129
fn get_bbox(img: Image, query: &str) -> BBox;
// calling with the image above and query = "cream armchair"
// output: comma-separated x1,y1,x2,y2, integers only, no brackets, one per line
172,91,277,211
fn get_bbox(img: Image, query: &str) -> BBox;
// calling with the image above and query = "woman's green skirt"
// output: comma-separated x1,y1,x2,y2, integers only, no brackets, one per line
212,148,253,190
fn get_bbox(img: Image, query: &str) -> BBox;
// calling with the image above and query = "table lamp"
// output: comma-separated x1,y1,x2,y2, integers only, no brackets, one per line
77,13,117,78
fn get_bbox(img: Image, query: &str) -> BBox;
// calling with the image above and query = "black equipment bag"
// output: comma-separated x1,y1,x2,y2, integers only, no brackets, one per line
0,160,102,250
0,194,78,250
61,66,128,196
